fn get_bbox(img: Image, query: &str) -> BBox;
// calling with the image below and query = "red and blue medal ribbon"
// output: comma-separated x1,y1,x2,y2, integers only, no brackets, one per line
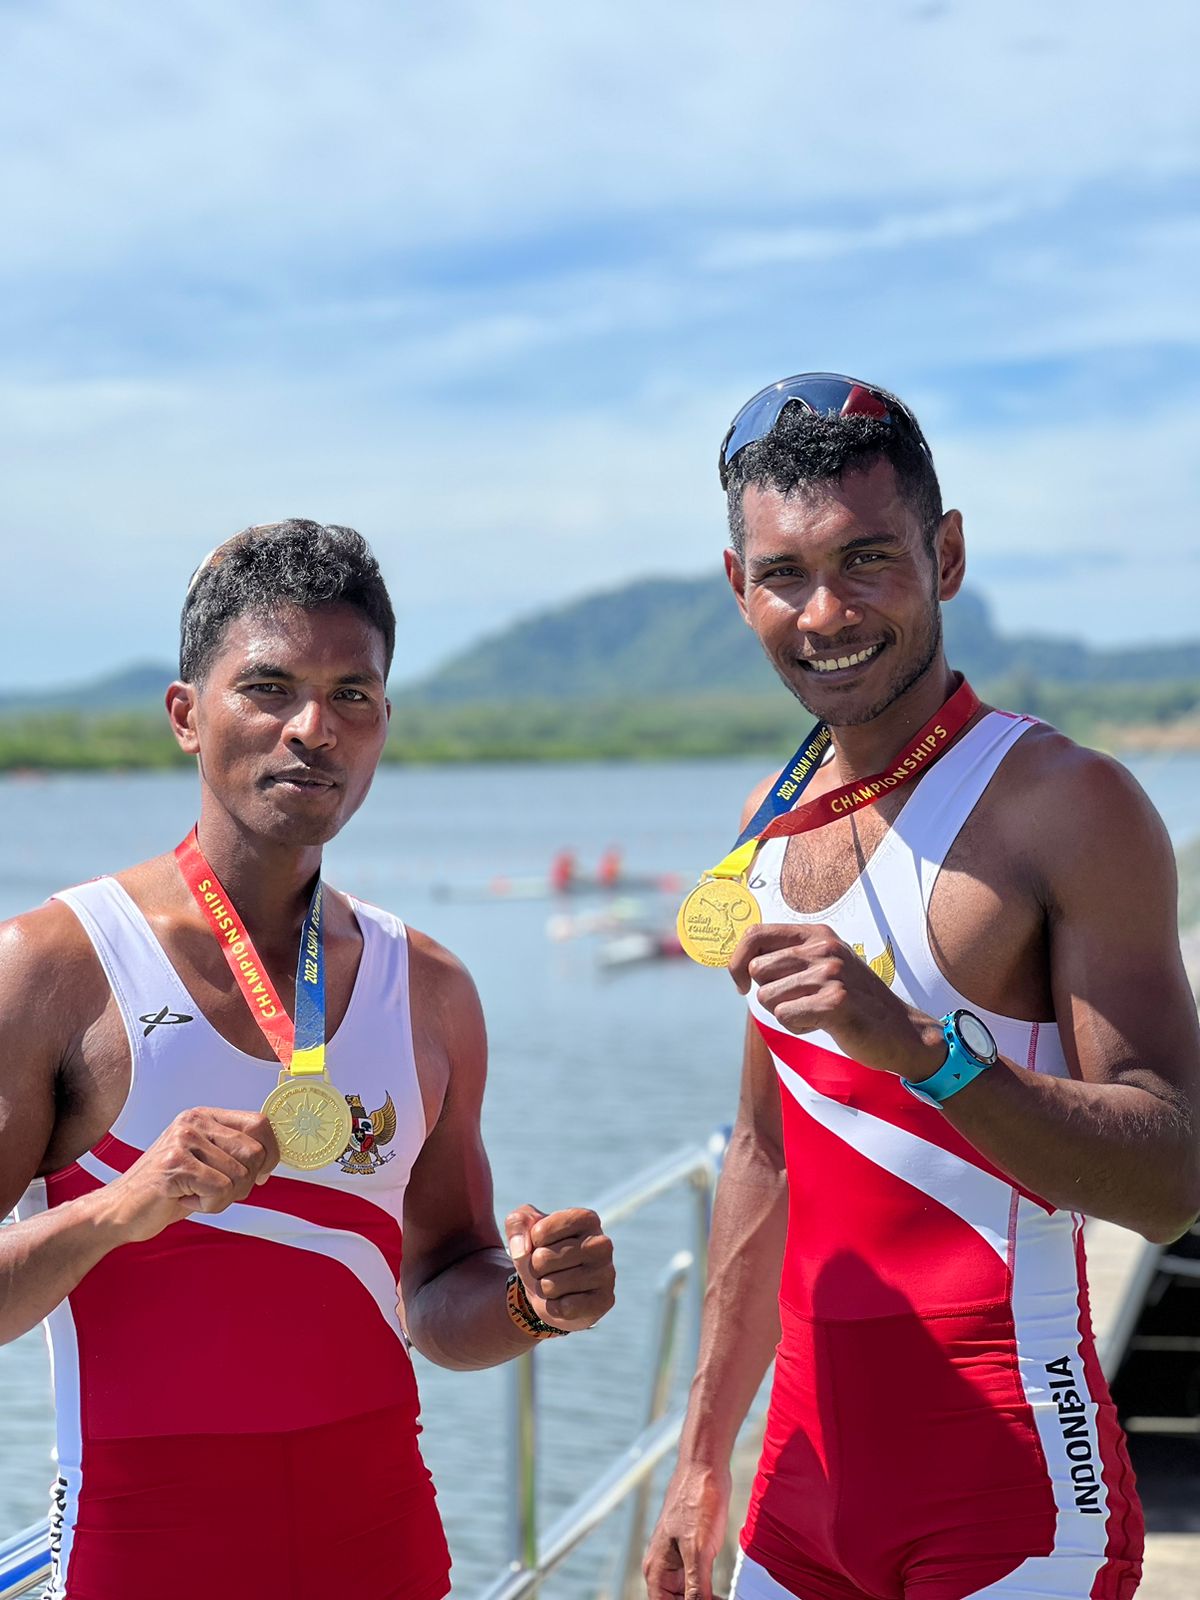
735,719,832,848
704,679,980,881
758,679,980,841
174,828,327,1076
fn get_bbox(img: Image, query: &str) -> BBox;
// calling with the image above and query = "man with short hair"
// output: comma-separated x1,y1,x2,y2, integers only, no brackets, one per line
645,377,1200,1600
1,519,615,1600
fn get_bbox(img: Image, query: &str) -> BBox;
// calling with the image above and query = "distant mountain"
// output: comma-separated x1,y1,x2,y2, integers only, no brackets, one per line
1,580,1198,716
0,662,174,715
407,577,1200,703
408,577,771,702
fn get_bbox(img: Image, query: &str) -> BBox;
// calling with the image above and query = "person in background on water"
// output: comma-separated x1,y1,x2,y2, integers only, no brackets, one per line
645,375,1200,1600
0,520,615,1600
550,847,579,893
597,847,623,888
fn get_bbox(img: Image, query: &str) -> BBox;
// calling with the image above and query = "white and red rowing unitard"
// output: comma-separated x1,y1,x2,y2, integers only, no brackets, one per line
733,712,1143,1600
14,879,450,1600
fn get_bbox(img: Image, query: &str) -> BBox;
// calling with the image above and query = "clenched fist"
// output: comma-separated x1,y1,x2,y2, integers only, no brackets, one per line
505,1204,615,1332
730,923,945,1080
98,1107,280,1244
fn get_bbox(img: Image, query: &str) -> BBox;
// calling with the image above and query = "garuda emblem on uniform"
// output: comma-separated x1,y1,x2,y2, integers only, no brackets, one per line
852,937,896,989
338,1092,397,1174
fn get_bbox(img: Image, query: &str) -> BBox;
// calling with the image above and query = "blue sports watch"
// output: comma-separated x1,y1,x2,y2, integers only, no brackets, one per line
902,1010,998,1108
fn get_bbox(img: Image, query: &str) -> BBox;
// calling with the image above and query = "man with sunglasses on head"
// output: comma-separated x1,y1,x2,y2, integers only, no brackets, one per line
645,377,1200,1600
0,521,615,1600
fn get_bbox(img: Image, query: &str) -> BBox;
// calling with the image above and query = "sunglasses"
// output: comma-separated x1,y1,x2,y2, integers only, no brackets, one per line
718,371,933,489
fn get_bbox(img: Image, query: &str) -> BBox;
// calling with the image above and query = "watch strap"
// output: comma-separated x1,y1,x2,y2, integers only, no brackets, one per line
901,1015,993,1107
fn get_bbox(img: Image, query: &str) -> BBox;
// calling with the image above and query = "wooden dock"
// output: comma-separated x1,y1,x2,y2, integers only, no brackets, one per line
1087,1217,1199,1599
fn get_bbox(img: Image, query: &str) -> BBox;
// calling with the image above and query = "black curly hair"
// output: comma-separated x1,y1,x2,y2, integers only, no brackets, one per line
725,407,943,560
179,520,396,683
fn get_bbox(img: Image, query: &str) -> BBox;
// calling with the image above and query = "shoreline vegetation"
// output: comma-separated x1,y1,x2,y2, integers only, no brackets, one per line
2,686,1197,993
0,679,1198,773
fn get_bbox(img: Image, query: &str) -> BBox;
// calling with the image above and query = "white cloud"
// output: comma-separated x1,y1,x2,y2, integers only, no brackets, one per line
1,1,1198,691
1,1,1196,282
700,197,1040,272
4,358,1199,695
939,407,1200,640
0,371,723,687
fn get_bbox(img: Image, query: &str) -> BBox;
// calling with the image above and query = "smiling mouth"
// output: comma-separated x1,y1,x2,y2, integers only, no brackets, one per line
800,642,885,675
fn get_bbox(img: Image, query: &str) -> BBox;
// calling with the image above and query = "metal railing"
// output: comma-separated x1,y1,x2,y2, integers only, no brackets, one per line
0,1129,729,1600
477,1129,729,1600
0,1521,48,1600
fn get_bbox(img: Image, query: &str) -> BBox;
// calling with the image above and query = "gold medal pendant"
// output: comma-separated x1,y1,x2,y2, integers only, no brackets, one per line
676,875,762,968
261,1071,353,1171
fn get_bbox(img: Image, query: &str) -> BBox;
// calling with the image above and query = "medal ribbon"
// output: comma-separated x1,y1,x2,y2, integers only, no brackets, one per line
705,678,980,879
707,719,831,882
174,828,327,1076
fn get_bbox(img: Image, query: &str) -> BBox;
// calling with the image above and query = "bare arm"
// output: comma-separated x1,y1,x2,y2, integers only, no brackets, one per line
644,1018,788,1600
0,1192,154,1345
400,934,614,1371
0,909,117,1343
938,752,1200,1240
0,908,278,1345
735,748,1200,1244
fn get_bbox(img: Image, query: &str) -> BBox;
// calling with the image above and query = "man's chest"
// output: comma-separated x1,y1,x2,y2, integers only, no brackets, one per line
46,930,368,1175
778,802,1053,1020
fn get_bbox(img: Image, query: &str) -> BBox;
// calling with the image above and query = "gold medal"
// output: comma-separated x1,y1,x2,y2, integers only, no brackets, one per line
261,1071,353,1171
676,875,762,968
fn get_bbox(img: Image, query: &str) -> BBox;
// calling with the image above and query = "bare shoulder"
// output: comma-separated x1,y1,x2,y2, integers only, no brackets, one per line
0,897,94,964
0,900,113,1205
0,900,108,1028
990,720,1173,901
404,925,482,1013
398,927,488,1138
995,721,1168,835
403,925,486,1076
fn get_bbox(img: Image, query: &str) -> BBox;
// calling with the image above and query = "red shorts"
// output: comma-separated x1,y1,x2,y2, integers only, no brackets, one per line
739,1307,1142,1600
57,1404,451,1600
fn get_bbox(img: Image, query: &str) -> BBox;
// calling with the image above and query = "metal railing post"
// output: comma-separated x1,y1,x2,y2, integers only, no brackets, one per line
509,1350,539,1576
614,1250,693,1600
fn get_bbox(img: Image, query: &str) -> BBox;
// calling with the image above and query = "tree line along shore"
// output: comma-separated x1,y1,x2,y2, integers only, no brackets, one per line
3,686,1197,993
0,679,1198,773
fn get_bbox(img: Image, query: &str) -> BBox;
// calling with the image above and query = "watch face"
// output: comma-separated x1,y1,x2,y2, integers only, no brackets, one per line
956,1011,997,1065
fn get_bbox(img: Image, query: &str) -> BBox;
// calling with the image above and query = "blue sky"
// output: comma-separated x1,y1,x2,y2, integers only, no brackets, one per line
2,0,1198,690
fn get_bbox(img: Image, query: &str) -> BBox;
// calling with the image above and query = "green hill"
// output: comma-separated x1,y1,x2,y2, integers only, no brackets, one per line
407,577,1200,703
409,577,768,702
0,663,174,716
2,579,1199,714
1,579,1198,772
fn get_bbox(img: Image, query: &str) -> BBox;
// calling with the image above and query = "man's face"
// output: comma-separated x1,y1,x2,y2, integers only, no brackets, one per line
725,458,963,727
174,601,391,847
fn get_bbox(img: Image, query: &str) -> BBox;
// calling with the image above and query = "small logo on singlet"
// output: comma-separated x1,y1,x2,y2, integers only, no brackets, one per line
852,938,896,988
338,1091,397,1175
138,1006,195,1036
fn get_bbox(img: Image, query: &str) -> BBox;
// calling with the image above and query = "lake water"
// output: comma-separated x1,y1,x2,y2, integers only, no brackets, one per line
1,752,1197,1594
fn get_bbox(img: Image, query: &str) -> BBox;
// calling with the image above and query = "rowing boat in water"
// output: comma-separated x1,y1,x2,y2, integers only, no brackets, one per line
432,872,682,903
597,929,687,970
